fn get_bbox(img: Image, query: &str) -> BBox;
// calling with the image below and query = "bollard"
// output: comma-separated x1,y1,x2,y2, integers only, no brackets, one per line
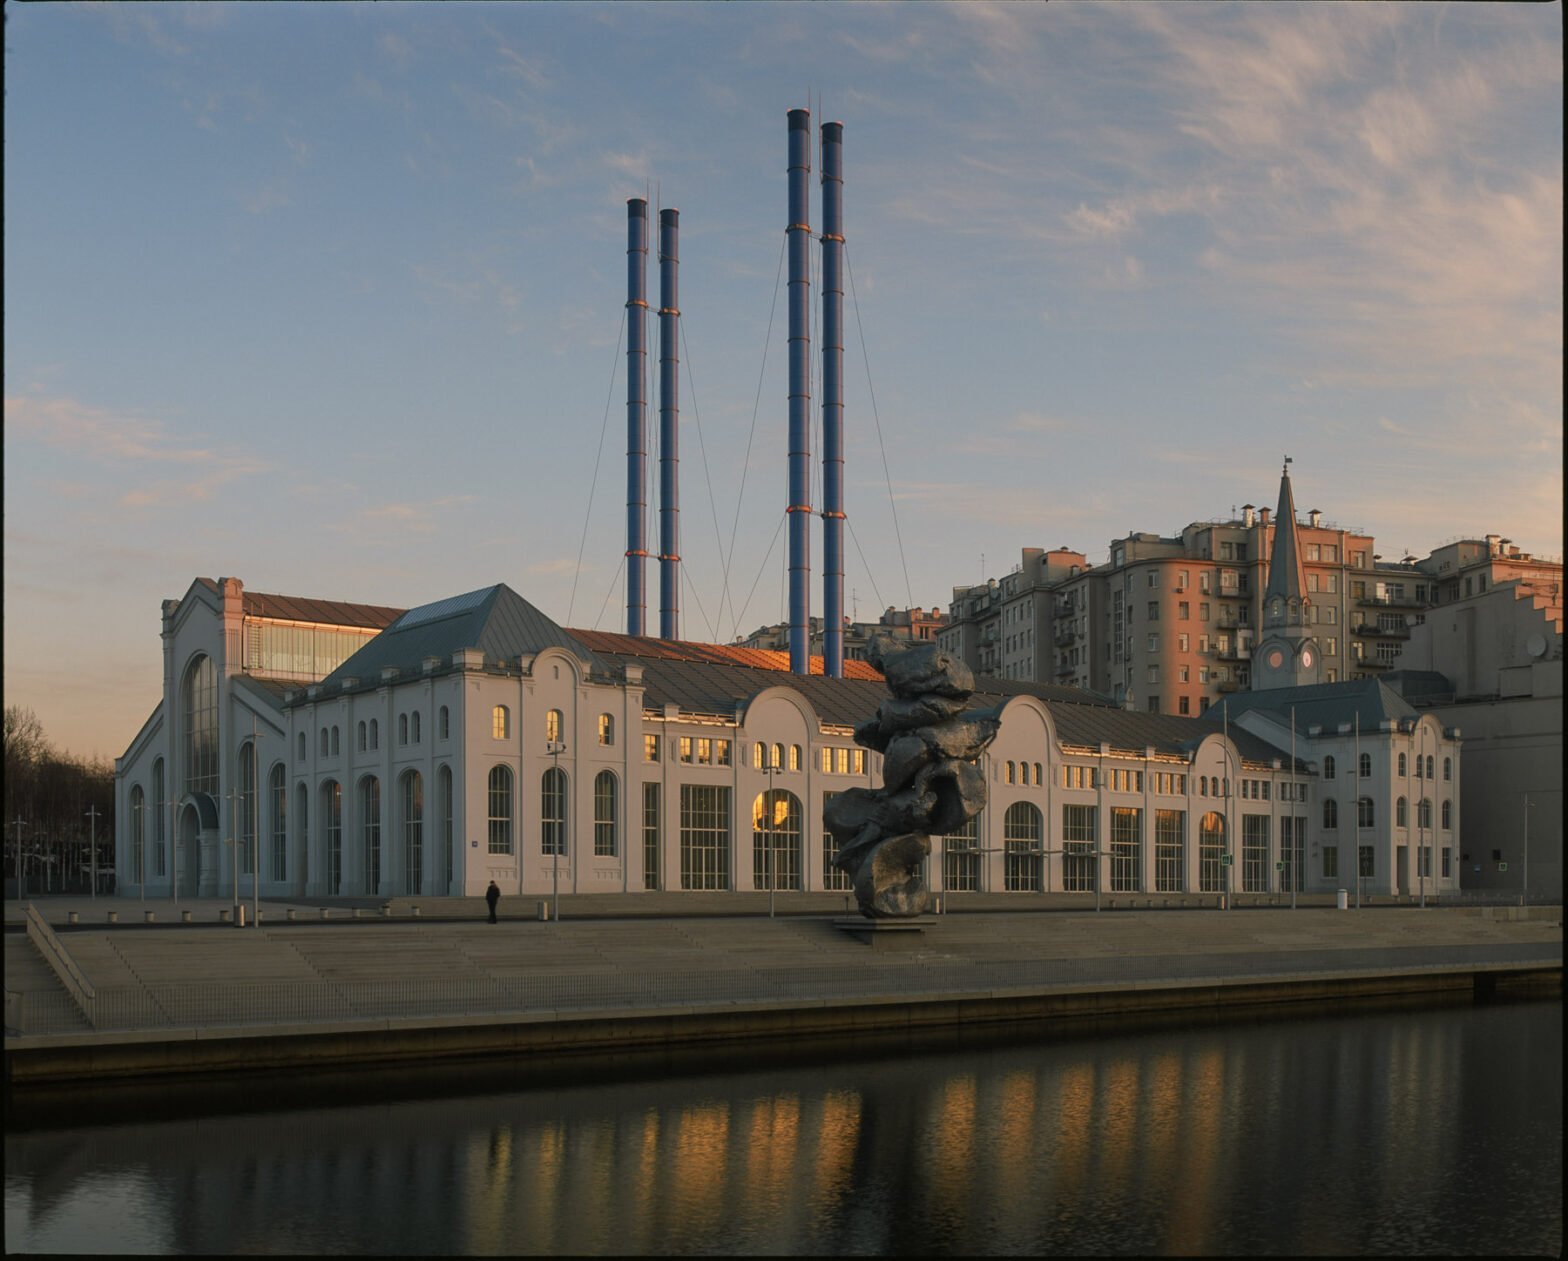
538,900,549,921
220,909,231,923
145,910,156,923
321,908,331,920
181,910,192,923
106,910,117,924
381,906,392,918
353,908,363,920
411,906,421,917
235,904,246,928
68,911,79,925
1336,888,1348,911
287,908,297,921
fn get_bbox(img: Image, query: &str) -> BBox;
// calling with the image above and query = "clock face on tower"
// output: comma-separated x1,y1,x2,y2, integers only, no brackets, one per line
1266,648,1285,670
1301,648,1314,669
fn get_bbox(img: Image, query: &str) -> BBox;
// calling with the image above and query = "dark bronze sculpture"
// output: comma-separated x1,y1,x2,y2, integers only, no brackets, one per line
825,637,999,917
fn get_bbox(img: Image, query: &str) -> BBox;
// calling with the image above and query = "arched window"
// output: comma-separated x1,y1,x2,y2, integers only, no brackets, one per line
130,785,146,885
540,767,565,856
598,713,614,746
182,654,219,795
1357,796,1374,828
369,719,378,750
1324,755,1336,780
1417,797,1432,830
790,744,802,772
1199,811,1226,892
1441,799,1451,830
269,763,287,881
1443,757,1452,782
493,706,511,740
1397,753,1406,777
545,708,562,743
358,722,367,752
439,706,450,741
295,782,309,891
1396,796,1408,828
360,776,381,894
752,788,802,891
944,812,982,891
1415,755,1424,779
331,726,340,756
1358,753,1372,779
487,766,514,855
1425,755,1434,780
752,741,765,770
1034,763,1043,787
773,743,785,772
1005,761,1016,785
412,712,421,744
593,770,617,857
1323,798,1338,829
322,780,342,896
298,733,306,762
152,758,166,877
1003,802,1042,891
399,714,409,745
238,740,257,876
320,727,329,758
1199,777,1208,797
438,765,454,890
401,770,423,895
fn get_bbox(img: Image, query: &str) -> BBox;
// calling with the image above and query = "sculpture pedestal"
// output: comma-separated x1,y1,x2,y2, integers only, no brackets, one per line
833,915,937,949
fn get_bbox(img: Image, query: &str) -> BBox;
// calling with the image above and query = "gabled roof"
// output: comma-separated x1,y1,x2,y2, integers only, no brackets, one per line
1203,676,1420,735
244,590,404,629
569,629,886,680
320,585,598,688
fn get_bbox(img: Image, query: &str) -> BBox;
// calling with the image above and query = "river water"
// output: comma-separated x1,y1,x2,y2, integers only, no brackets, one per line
5,996,1560,1256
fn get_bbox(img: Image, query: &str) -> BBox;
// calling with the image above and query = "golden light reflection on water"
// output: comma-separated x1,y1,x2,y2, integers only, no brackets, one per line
668,1101,731,1239
810,1088,862,1212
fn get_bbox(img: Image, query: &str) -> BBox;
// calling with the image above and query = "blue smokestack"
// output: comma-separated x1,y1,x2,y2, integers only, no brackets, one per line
626,198,649,637
658,207,681,640
787,108,812,674
820,121,845,678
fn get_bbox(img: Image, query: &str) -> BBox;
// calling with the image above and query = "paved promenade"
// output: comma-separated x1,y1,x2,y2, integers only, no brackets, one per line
6,894,1559,1082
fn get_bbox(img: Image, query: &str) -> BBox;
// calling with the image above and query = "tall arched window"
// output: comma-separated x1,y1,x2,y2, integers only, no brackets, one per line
130,785,146,886
545,708,562,743
752,788,802,891
298,732,306,762
944,813,981,892
598,713,614,746
439,706,450,741
412,712,421,744
488,766,514,855
399,714,409,745
1441,799,1451,830
593,770,618,857
1359,753,1372,778
369,719,378,750
295,782,309,891
152,758,166,877
1425,755,1434,780
493,706,511,740
1005,761,1016,785
1003,801,1042,891
1199,811,1226,892
540,767,565,855
358,722,367,752
752,741,765,770
789,744,802,772
182,654,219,795
360,776,381,894
1443,757,1452,782
1357,796,1374,828
1415,755,1424,779
238,740,257,876
1417,797,1432,830
331,726,340,756
1034,763,1043,786
320,727,329,758
1324,755,1336,780
269,763,287,881
1397,753,1407,777
772,743,785,772
1323,798,1338,830
322,780,342,896
438,765,454,889
401,770,423,895
1396,796,1408,828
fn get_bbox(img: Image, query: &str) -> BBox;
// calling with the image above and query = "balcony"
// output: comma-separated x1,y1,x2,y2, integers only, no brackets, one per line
1215,643,1251,661
1054,599,1074,618
1352,622,1410,639
1358,592,1425,610
1354,656,1392,671
1217,679,1245,693
1055,624,1080,646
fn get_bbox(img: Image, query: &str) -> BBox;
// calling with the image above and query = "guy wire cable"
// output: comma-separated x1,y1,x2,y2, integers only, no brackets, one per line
567,306,627,628
679,316,729,648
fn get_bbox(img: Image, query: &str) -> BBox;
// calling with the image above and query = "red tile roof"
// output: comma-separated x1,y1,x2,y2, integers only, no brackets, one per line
567,629,884,680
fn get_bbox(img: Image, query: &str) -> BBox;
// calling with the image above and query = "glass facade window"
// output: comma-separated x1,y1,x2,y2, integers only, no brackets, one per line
643,782,660,890
182,655,219,796
645,734,661,763
539,767,564,856
269,763,287,881
942,814,981,892
821,790,851,891
1111,807,1142,892
402,771,423,895
493,706,510,740
152,758,166,877
238,741,257,876
1003,802,1042,892
1358,797,1375,829
593,770,617,857
295,783,309,891
322,781,342,896
598,713,614,746
439,766,454,891
1323,798,1338,830
1199,811,1226,892
1322,845,1338,879
489,765,515,855
1062,804,1097,892
360,776,380,894
545,709,562,743
1155,809,1184,892
245,621,381,681
752,789,802,891
680,784,731,890
130,786,146,885
1242,814,1269,892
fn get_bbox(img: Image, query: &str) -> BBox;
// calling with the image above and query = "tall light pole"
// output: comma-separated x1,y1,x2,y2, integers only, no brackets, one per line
546,739,566,924
84,805,102,899
12,817,27,902
1418,725,1428,910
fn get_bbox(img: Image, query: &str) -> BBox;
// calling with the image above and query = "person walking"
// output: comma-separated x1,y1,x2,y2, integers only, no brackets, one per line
485,880,501,924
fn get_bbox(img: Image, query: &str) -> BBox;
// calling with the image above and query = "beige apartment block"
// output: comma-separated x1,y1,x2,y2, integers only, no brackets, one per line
736,606,949,662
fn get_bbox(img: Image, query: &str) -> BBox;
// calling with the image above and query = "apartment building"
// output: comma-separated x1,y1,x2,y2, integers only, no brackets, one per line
736,606,949,663
940,471,1483,716
1419,535,1563,607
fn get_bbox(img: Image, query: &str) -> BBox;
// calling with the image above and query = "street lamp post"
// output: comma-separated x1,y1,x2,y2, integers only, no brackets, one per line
1418,726,1428,910
546,740,566,924
10,818,25,902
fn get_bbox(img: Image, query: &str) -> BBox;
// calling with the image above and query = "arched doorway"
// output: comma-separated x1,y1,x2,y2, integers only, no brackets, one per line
752,789,802,892
177,802,203,898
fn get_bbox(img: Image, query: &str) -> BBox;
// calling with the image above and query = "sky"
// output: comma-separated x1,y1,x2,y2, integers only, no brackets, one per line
4,1,1562,760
